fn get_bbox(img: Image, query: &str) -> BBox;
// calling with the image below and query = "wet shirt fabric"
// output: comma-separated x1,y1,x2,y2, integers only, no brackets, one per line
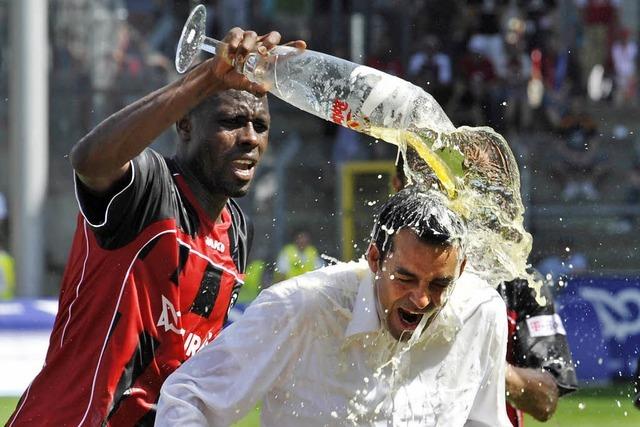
157,260,512,427
8,149,249,427
498,278,578,427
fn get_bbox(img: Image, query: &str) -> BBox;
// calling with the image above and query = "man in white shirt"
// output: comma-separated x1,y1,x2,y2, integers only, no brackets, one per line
156,187,511,426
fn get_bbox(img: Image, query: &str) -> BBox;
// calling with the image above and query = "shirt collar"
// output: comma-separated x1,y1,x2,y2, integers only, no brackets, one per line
344,268,381,339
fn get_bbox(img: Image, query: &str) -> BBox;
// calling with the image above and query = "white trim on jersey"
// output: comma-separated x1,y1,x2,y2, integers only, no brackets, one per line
73,160,136,228
7,383,31,427
176,238,245,285
60,220,91,348
77,229,176,427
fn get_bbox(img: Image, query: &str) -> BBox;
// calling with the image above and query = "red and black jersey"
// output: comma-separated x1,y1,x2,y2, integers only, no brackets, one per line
498,273,578,427
8,149,251,426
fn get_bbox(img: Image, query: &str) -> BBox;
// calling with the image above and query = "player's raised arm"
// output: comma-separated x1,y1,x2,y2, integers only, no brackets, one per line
69,28,284,193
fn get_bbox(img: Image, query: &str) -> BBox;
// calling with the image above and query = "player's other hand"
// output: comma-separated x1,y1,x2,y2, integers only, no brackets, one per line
210,27,306,95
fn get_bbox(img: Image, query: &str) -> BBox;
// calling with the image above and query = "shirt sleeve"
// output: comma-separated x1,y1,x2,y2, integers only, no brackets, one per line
466,294,512,427
74,149,176,249
156,281,308,426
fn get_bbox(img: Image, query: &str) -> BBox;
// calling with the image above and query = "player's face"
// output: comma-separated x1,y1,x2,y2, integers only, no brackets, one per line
188,91,270,198
367,228,464,341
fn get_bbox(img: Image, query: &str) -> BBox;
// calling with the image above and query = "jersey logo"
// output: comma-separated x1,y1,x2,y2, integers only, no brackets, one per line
184,331,213,357
157,295,185,336
205,236,225,252
525,314,566,338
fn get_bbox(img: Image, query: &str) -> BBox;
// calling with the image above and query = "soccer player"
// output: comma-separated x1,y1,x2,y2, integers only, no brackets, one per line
393,154,577,426
8,28,304,426
156,187,512,426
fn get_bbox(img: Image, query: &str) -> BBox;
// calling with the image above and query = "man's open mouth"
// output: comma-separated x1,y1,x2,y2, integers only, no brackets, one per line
398,307,423,328
231,159,256,180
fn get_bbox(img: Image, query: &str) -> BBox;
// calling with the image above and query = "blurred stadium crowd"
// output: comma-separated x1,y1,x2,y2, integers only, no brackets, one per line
0,0,639,294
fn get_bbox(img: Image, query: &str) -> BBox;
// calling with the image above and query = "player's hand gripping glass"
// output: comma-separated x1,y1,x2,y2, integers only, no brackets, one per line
175,4,267,77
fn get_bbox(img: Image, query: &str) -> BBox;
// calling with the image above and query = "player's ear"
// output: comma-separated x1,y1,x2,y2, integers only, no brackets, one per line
458,257,467,277
176,116,192,142
366,242,381,274
391,174,403,192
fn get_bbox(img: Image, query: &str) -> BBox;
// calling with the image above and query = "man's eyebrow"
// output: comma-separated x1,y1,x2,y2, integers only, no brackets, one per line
431,277,454,286
395,266,417,277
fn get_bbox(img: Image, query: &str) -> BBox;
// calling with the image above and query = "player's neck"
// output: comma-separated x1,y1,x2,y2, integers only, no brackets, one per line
176,160,227,223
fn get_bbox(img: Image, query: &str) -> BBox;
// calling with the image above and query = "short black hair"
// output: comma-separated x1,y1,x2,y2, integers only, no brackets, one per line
370,185,467,260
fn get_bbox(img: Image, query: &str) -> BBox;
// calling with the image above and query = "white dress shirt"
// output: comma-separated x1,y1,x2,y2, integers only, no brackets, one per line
156,260,511,427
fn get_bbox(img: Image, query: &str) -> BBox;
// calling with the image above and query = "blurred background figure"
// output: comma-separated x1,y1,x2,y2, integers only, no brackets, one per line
408,35,452,104
551,97,610,200
577,0,620,91
0,192,14,300
275,229,323,282
611,27,637,106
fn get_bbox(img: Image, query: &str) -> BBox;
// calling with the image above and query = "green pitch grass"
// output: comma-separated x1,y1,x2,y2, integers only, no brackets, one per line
2,384,638,426
525,383,640,427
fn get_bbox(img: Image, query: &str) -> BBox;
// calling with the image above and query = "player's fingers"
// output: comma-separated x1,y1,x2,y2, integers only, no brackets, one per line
257,31,282,51
237,30,259,58
223,27,245,57
223,72,266,96
283,40,307,50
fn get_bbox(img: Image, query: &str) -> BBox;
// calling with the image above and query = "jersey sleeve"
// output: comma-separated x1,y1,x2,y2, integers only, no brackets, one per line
511,279,579,395
74,149,176,249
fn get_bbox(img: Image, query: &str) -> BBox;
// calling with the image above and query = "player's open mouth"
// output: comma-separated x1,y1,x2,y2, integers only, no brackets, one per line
231,159,256,180
398,307,423,329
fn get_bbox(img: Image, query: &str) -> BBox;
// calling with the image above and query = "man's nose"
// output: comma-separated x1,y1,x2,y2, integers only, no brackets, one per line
239,122,259,146
409,288,430,310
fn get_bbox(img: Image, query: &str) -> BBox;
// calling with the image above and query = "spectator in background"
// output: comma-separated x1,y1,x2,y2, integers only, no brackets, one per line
0,246,14,300
275,229,323,281
0,192,14,300
0,192,7,244
551,97,610,201
611,28,637,107
520,0,559,51
576,0,620,88
503,39,532,133
237,258,267,305
408,35,452,105
540,35,583,129
448,37,498,127
467,0,508,78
